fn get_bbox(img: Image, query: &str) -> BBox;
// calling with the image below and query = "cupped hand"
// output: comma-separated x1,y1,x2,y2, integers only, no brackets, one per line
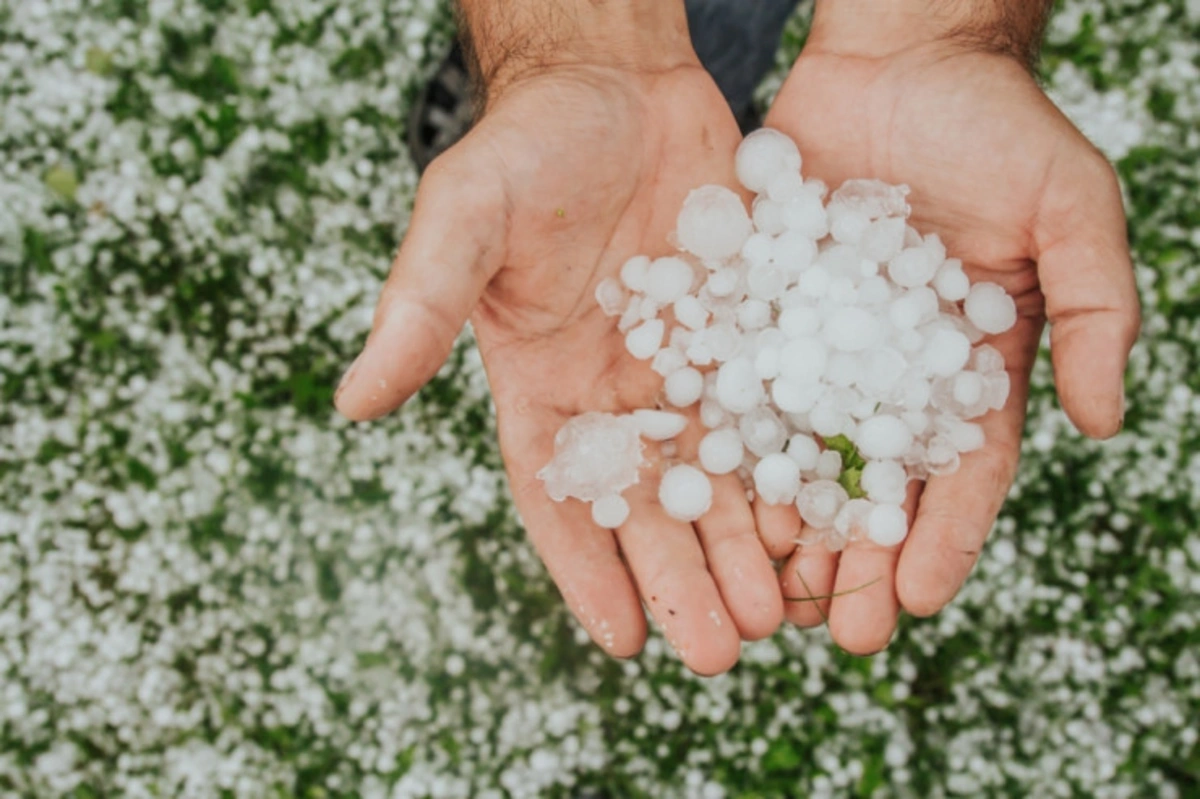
335,64,786,674
765,42,1140,653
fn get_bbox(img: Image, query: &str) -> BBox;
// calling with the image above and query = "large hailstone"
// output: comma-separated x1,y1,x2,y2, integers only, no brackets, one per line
676,185,753,262
538,412,644,502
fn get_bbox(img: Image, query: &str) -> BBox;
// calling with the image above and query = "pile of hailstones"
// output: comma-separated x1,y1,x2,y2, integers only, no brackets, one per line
538,129,1015,549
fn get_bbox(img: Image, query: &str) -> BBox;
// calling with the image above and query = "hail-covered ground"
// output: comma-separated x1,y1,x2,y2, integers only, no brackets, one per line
1,0,1198,796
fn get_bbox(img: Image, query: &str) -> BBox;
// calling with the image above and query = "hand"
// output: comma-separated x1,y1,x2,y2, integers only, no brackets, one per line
335,51,787,673
764,15,1140,653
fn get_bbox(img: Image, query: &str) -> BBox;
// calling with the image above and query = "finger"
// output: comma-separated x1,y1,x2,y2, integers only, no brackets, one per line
501,411,647,657
617,473,742,676
335,143,508,421
779,534,839,628
753,497,802,560
896,320,1037,618
1035,148,1141,439
694,474,784,641
826,481,921,656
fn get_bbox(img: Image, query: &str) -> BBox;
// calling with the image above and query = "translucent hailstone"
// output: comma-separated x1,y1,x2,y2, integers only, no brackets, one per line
796,480,849,529
752,196,786,236
632,409,688,441
591,494,631,528
834,498,874,538
735,127,802,193
659,464,714,521
699,428,744,475
952,371,984,407
595,278,627,316
780,191,828,239
664,367,704,407
815,450,842,480
673,295,709,330
964,282,1018,334
715,357,764,413
856,415,914,460
786,434,821,471
645,257,695,304
859,216,907,263
829,208,871,246
651,347,687,377
740,407,788,457
539,412,644,502
625,319,664,360
677,186,753,261
861,459,907,504
888,246,941,288
830,179,910,220
753,453,801,504
867,503,908,546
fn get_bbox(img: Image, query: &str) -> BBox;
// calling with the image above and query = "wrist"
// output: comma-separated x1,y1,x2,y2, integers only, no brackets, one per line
808,0,1053,68
457,0,696,102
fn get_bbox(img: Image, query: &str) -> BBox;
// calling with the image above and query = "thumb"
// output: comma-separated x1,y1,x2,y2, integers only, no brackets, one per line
1034,147,1141,439
335,146,508,422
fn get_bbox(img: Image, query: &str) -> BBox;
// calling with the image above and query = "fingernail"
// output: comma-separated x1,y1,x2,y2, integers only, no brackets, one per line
335,354,363,400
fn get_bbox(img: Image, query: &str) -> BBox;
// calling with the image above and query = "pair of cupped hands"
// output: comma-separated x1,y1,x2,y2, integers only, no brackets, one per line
334,14,1140,674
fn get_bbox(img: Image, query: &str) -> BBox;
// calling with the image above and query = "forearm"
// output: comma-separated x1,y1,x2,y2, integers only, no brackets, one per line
809,0,1055,68
456,0,694,98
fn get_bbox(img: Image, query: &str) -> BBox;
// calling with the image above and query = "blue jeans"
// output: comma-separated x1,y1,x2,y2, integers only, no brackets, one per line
686,0,803,122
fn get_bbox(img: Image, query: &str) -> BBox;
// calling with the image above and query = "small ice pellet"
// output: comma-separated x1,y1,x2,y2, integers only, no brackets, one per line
699,428,744,475
771,230,818,273
746,264,787,301
754,347,781,381
856,415,914,460
753,453,801,505
699,398,728,429
824,351,860,388
952,371,984,406
941,418,985,453
963,282,1018,334
779,337,828,384
778,306,821,339
737,299,771,331
932,260,970,302
814,450,842,480
632,409,688,441
706,268,740,298
923,328,972,377
735,127,802,193
780,191,828,239
824,306,881,352
829,208,871,245
867,503,908,546
983,370,1011,410
651,347,687,377
620,255,650,292
772,378,822,414
625,319,664,360
766,170,804,203
644,257,695,304
888,247,940,288
752,197,787,236
859,217,907,263
594,278,627,317
796,480,849,529
677,185,753,261
741,232,774,266
740,407,788,457
971,343,1005,374
786,434,821,471
591,494,631,528
715,358,764,413
659,464,714,521
834,498,874,538
861,460,907,504
673,295,709,330
664,367,704,407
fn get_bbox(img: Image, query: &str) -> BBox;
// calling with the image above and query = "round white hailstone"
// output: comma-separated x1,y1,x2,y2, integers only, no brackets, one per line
898,329,924,353
834,498,875,537
735,127,802,193
699,428,744,475
780,191,828,239
922,328,972,377
715,358,764,413
659,464,714,522
645,257,695,304
620,255,651,292
861,460,907,504
823,306,881,352
932,260,970,302
786,434,821,470
963,282,1018,334
638,297,661,320
796,480,849,529
857,275,892,307
699,398,728,429
757,326,787,350
747,264,787,301
827,277,859,306
779,337,828,385
752,197,787,236
971,343,1005,374
888,294,922,330
772,230,818,273
754,347,781,381
859,217,907,263
592,494,631,528
625,319,664,360
740,407,788,457
538,412,644,502
772,378,822,414
815,450,842,480
911,287,940,323
632,409,689,441
867,504,908,546
941,418,985,453
952,371,984,407
767,170,805,203
673,295,709,331
856,415,914,460
808,401,847,438
902,410,931,435
797,265,831,298
701,324,739,362
595,278,627,317
824,352,860,388
686,339,714,366
899,375,932,411
858,347,907,395
830,208,871,245
677,185,753,262
888,247,940,288
983,371,1011,410
925,435,961,475
753,454,802,505
778,306,821,339
664,367,704,407
706,267,740,297
651,347,687,377
741,232,774,265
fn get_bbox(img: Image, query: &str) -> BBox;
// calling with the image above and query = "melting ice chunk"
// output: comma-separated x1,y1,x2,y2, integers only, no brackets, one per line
538,412,644,502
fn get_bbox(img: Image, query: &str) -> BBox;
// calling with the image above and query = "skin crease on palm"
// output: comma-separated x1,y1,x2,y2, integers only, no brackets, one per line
335,3,1141,673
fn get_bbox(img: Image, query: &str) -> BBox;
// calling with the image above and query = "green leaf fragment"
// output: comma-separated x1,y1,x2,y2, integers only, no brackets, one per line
85,46,114,75
820,433,867,498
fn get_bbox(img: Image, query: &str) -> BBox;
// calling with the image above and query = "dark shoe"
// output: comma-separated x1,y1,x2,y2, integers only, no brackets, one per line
406,41,474,173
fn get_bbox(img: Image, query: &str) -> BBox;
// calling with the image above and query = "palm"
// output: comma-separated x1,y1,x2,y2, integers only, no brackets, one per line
765,47,1137,652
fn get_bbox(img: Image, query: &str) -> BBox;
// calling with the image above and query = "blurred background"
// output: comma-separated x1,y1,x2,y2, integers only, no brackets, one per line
1,0,1198,796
